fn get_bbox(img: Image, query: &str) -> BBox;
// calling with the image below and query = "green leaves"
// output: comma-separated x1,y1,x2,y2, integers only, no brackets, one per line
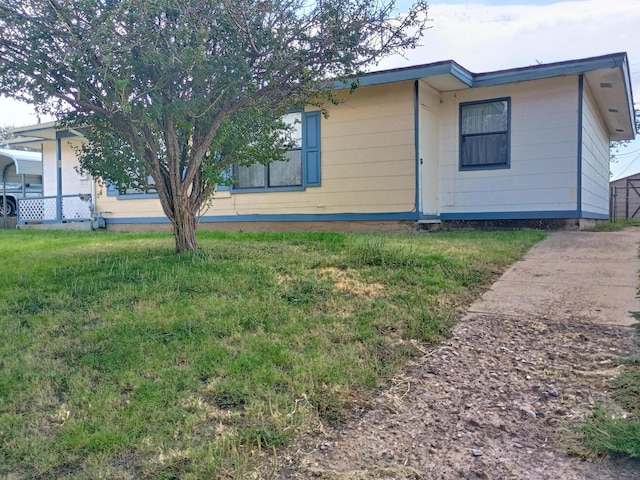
0,0,431,251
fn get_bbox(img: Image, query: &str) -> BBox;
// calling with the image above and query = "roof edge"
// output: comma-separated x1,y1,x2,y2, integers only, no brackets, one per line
336,52,631,90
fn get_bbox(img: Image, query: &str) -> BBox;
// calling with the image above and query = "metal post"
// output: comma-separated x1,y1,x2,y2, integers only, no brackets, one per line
2,174,5,229
2,163,11,229
56,137,62,221
626,180,630,220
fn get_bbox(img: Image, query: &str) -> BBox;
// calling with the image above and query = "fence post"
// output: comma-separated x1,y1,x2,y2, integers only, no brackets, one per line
611,186,615,222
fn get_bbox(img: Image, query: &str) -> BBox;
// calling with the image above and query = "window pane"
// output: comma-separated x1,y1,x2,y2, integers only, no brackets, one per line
461,101,508,135
461,133,508,166
120,174,157,195
236,163,266,188
282,112,302,148
269,150,302,187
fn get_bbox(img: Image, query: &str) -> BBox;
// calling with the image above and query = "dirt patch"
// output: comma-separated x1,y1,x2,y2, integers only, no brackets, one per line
320,267,385,298
275,231,640,479
277,314,639,479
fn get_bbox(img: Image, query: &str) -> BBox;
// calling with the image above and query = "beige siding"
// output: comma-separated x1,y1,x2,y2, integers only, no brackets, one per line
96,82,416,221
42,142,57,197
581,79,611,216
438,76,580,215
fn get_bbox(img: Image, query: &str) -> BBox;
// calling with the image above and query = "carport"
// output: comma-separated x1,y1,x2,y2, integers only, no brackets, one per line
0,148,42,228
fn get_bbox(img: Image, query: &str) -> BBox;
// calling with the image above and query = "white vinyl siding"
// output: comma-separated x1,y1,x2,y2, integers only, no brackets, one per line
42,140,91,197
438,76,579,215
581,79,611,216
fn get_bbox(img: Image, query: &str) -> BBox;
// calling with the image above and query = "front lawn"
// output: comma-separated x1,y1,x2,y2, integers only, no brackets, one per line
0,229,544,479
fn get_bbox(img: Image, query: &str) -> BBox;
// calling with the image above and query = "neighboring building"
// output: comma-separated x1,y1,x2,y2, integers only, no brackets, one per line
0,148,42,218
609,165,640,220
8,52,636,231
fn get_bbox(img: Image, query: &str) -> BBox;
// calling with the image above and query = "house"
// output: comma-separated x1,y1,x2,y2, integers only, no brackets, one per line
8,52,636,232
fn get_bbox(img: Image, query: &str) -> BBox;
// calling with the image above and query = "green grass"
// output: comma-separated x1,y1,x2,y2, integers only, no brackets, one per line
586,219,640,232
581,317,640,459
0,229,545,479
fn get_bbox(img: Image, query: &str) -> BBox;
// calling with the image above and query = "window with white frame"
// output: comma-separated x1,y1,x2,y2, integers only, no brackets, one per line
460,98,510,170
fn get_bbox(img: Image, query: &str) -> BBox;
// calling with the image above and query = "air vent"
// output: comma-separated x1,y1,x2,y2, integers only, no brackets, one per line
608,108,619,113
600,82,613,88
616,129,624,132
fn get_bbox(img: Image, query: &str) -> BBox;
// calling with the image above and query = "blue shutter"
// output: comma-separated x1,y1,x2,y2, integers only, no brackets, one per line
106,181,117,196
303,110,321,187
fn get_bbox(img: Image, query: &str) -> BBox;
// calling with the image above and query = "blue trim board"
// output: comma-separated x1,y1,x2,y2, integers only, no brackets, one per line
335,60,474,90
104,209,604,225
577,74,584,217
335,53,628,91
55,138,62,221
473,54,626,88
413,80,421,215
105,212,421,225
440,210,581,221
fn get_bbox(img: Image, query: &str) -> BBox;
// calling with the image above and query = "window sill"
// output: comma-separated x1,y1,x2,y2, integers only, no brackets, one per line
459,163,510,172
231,185,306,194
114,193,160,200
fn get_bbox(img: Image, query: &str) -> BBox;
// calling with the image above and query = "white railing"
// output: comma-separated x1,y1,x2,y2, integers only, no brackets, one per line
18,194,93,223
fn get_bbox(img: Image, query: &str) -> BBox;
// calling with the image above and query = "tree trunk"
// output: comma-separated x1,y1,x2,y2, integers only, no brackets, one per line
172,205,199,253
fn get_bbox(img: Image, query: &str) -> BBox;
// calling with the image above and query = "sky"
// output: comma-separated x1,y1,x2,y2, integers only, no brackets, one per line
1,0,639,174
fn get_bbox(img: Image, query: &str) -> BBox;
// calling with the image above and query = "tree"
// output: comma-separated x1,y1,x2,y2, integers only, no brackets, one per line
611,106,640,163
0,125,13,148
0,0,430,252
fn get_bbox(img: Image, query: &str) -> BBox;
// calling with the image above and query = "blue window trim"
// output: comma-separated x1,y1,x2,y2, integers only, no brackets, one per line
459,97,511,171
229,185,305,194
106,182,160,199
231,109,321,194
107,110,321,199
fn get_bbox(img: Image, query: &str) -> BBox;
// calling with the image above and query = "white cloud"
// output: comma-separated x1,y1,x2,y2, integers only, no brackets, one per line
2,0,638,159
383,0,640,174
383,0,640,77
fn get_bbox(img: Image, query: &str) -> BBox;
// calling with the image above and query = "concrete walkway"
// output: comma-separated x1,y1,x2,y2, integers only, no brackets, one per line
469,229,640,327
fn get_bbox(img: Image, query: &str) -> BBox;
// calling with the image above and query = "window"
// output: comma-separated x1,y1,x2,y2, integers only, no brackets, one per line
460,98,510,170
119,174,157,196
108,110,321,198
106,174,158,199
233,110,320,191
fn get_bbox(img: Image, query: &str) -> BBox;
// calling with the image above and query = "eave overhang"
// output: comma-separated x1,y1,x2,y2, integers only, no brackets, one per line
6,121,84,148
339,52,636,141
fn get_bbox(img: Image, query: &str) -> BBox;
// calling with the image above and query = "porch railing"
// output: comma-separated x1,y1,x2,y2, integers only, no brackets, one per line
18,194,93,223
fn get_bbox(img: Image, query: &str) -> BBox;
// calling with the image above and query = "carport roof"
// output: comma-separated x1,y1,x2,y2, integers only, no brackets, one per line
0,148,42,176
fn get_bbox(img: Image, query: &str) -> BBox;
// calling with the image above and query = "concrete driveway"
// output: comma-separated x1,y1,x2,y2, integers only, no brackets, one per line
469,228,640,327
